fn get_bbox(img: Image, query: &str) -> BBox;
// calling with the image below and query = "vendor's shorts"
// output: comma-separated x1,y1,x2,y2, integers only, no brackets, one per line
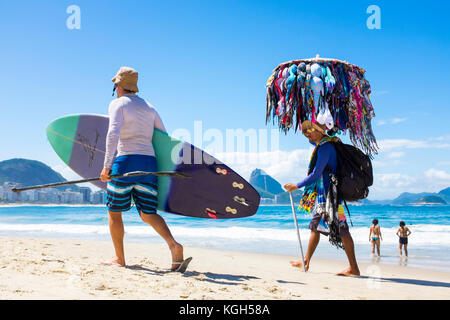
106,155,158,215
309,205,350,237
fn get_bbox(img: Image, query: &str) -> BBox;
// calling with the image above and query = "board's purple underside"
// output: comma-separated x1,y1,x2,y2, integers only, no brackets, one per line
69,116,109,190
67,115,260,219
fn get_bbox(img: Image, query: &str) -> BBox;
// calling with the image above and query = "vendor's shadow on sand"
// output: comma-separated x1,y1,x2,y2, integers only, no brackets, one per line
126,264,265,286
358,275,450,288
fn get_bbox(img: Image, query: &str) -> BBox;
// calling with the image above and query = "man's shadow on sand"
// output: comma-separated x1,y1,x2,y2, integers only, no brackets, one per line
125,264,304,286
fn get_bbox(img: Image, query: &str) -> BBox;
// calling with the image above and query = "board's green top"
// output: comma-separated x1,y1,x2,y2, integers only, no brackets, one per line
46,115,80,165
152,128,183,209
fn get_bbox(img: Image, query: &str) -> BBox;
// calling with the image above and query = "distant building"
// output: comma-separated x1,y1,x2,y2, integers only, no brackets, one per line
79,187,92,203
3,182,21,202
22,190,39,202
61,190,83,204
92,190,106,204
260,197,275,205
0,186,4,200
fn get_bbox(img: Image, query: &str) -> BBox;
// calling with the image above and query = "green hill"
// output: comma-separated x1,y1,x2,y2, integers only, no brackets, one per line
415,195,447,205
0,158,79,191
249,169,303,204
438,187,450,198
250,169,284,194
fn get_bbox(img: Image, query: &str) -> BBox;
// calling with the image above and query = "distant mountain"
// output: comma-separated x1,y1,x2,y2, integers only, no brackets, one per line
0,158,79,191
253,186,278,199
248,168,450,205
250,169,284,195
438,187,450,198
391,189,450,205
414,195,447,205
249,169,302,204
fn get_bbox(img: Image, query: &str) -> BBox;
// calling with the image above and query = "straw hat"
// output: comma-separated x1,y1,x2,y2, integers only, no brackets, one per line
111,67,139,92
301,120,326,135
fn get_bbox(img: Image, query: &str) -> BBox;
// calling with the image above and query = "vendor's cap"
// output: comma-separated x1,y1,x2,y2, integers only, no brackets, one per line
111,67,139,92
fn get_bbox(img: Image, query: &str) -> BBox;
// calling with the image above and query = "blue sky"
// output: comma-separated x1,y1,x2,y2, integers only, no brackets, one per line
0,0,449,199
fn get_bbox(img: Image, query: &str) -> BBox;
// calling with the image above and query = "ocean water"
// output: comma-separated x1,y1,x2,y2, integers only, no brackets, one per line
0,204,449,272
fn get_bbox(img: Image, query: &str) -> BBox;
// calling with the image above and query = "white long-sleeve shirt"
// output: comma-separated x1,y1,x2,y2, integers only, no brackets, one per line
104,94,166,168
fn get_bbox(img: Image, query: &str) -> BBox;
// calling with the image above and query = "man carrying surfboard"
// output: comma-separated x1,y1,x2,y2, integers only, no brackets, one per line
283,120,360,277
100,66,192,272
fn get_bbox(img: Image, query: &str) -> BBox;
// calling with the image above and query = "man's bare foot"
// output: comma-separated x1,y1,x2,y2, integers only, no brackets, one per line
290,259,309,272
101,257,125,267
170,242,184,271
336,267,360,277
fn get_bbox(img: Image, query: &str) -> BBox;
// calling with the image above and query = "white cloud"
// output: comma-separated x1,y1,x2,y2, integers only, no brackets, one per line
215,148,313,184
385,151,405,159
369,169,450,200
376,117,407,126
391,118,407,124
424,168,450,182
377,138,450,152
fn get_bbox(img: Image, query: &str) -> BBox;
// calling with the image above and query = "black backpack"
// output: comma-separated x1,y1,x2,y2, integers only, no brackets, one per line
310,140,373,202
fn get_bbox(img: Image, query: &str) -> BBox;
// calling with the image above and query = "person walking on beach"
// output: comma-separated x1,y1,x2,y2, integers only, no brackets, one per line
100,67,192,272
396,221,411,257
369,219,382,257
283,120,360,277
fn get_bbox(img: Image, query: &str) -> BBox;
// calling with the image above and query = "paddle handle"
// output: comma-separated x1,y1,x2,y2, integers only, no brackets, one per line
11,171,190,192
289,192,306,273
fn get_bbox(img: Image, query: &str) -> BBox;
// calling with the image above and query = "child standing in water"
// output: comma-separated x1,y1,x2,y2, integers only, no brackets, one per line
396,221,411,257
369,219,382,257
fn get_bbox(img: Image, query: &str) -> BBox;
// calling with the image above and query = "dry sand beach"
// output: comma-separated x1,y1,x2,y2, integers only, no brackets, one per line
0,237,449,300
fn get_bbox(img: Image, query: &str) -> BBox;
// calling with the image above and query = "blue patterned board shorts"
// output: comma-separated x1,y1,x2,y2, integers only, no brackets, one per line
106,155,158,215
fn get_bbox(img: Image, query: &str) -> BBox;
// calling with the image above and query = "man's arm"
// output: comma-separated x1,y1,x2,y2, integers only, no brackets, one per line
101,100,124,182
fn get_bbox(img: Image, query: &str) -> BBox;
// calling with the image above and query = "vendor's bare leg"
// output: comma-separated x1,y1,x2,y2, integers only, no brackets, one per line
140,212,184,270
290,230,320,271
337,233,360,276
102,211,126,267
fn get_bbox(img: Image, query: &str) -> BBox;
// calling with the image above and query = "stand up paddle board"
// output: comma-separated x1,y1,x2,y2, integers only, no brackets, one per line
46,114,260,219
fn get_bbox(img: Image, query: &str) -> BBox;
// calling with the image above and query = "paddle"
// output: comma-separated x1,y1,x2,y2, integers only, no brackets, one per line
11,171,190,192
289,192,306,272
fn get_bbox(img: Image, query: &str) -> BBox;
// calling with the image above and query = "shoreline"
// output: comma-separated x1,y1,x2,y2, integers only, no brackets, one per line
2,203,449,208
0,203,105,207
0,236,449,300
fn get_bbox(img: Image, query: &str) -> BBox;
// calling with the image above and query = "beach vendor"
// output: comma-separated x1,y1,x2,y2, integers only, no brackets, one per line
100,67,192,272
265,56,378,276
283,119,360,276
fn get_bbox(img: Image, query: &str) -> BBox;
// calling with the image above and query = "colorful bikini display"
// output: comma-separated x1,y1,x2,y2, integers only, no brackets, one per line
266,55,378,157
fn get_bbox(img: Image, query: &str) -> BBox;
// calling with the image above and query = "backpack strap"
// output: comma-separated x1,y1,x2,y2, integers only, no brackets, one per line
343,200,354,227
